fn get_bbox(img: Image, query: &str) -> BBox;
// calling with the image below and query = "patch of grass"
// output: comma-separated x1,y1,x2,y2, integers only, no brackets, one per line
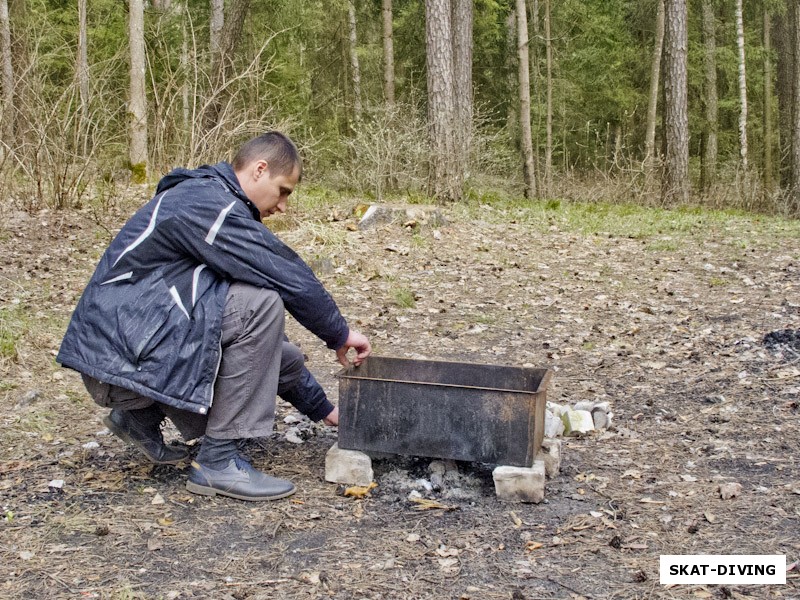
708,277,728,287
391,287,417,308
0,306,27,362
646,239,680,252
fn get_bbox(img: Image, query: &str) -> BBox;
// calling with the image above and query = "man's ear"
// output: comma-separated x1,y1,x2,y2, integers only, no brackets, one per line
254,159,270,179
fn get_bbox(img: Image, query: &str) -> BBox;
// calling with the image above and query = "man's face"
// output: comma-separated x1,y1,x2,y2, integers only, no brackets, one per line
241,160,300,218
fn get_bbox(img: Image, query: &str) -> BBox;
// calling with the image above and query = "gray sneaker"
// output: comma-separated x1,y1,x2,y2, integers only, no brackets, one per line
186,456,296,501
103,408,189,465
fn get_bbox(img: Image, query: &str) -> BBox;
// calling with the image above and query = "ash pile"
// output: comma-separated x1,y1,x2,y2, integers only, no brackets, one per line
763,329,800,360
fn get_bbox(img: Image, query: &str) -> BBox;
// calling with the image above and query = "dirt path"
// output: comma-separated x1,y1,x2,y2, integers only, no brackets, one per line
1,196,798,599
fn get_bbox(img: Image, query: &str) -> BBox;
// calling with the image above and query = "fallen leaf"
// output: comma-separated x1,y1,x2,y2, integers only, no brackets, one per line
510,511,522,528
409,497,458,511
621,543,648,550
703,511,716,523
147,537,163,551
718,482,742,500
525,541,543,551
639,497,666,504
344,482,377,499
437,557,459,574
151,493,165,505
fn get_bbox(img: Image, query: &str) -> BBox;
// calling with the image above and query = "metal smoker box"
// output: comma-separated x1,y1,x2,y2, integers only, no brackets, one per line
337,356,552,467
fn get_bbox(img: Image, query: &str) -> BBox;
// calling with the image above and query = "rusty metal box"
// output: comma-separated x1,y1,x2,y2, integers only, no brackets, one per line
337,356,552,467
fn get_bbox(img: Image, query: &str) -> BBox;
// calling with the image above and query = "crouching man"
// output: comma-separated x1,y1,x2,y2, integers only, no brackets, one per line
57,132,370,501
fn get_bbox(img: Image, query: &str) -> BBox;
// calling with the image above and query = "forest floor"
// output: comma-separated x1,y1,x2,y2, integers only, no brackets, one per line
1,188,799,600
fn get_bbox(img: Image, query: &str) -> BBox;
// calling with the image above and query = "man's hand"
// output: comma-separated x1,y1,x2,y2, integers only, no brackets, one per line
323,406,339,426
336,329,371,367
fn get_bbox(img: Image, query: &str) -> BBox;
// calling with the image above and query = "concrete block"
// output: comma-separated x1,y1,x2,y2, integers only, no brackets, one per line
492,461,546,503
544,409,565,438
561,409,594,436
573,400,595,412
536,438,562,478
325,443,374,486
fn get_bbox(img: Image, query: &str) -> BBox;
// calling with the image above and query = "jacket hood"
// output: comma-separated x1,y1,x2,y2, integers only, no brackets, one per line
156,162,260,220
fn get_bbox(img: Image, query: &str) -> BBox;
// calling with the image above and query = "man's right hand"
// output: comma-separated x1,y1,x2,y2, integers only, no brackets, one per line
336,329,371,367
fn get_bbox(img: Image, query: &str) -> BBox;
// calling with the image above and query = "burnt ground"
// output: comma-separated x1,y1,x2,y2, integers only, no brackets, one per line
0,191,799,600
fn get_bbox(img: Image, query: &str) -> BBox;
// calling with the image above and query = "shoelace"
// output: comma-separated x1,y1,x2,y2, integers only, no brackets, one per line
233,454,253,471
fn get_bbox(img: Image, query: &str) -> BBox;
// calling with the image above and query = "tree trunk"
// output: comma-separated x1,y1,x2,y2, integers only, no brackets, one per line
425,0,461,201
774,6,793,188
516,0,536,198
544,0,552,195
700,0,717,193
77,0,88,114
181,1,189,138
451,0,473,172
792,1,800,210
645,0,664,174
1,0,14,154
735,0,748,173
348,0,362,123
662,0,689,205
204,0,249,133
764,6,774,194
128,0,148,181
210,0,223,69
382,0,395,107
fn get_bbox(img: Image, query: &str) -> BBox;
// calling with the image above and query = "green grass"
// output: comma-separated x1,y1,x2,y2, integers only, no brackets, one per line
0,306,27,361
391,287,417,309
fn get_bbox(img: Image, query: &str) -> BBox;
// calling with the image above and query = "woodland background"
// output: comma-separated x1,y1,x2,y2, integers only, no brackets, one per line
1,0,800,214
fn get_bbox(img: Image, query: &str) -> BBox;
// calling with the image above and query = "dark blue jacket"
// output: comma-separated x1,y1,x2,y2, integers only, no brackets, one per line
57,162,349,415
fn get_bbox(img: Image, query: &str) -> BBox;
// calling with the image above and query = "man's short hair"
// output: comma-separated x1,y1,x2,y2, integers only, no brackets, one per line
232,131,302,178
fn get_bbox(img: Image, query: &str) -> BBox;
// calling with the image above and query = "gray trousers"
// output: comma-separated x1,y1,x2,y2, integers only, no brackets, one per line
82,283,305,441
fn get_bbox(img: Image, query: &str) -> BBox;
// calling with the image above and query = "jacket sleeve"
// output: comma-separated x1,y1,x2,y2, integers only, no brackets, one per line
168,195,349,350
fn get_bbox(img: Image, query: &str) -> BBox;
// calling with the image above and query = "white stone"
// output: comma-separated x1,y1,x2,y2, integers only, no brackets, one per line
325,443,374,486
544,409,565,438
285,427,304,444
573,400,595,412
591,407,609,429
493,462,545,503
561,410,594,436
536,439,562,478
547,402,568,417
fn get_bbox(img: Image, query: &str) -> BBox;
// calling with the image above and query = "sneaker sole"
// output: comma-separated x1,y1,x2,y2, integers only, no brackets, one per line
102,415,188,465
186,480,297,502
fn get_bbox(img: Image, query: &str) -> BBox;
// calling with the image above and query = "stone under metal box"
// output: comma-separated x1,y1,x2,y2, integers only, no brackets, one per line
337,356,552,468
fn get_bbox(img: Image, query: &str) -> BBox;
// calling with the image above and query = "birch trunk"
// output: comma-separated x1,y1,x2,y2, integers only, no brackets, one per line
792,2,800,209
451,0,473,171
348,1,362,122
77,0,88,113
774,6,793,188
645,0,664,173
128,0,148,181
516,0,536,198
382,0,395,107
735,0,748,173
544,0,552,195
764,6,773,193
700,0,717,192
1,0,14,153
